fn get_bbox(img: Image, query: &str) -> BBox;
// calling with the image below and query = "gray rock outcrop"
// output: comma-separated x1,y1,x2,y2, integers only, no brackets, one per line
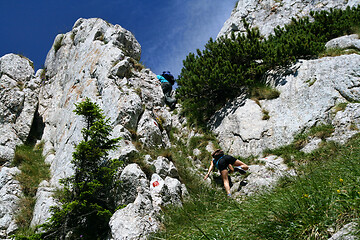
218,0,360,39
0,54,38,164
1,1,359,238
328,222,358,240
0,167,22,239
210,54,360,157
117,163,149,205
109,161,186,239
230,155,295,197
23,17,185,239
30,180,56,227
109,193,159,240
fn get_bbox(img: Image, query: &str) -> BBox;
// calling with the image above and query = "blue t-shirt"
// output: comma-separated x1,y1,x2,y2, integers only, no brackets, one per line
157,75,169,83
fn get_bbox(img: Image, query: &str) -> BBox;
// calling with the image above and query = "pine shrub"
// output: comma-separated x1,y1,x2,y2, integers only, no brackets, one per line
177,6,360,127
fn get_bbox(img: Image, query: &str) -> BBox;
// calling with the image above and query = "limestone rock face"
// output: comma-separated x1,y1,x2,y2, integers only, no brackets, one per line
109,193,159,240
0,167,22,239
37,18,169,189
329,103,360,144
30,180,56,227
218,0,360,39
0,54,38,164
117,163,149,205
151,156,179,179
26,18,182,239
150,173,186,209
210,54,360,157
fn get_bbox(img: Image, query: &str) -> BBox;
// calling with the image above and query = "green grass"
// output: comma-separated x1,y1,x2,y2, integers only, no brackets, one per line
12,143,50,231
188,133,220,168
150,134,360,240
250,84,280,101
333,102,349,113
319,48,360,58
53,35,64,53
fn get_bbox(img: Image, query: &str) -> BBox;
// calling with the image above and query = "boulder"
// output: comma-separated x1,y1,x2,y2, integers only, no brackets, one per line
109,193,159,240
325,34,360,50
151,156,179,179
150,174,185,209
149,174,165,209
137,110,163,148
230,155,295,197
117,163,149,205
329,103,360,144
301,137,322,153
163,176,184,206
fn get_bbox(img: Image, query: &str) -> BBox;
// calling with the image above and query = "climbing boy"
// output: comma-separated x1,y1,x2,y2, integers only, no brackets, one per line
157,71,176,109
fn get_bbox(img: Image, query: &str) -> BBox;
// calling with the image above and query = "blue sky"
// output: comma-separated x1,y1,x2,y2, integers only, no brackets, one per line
0,0,236,78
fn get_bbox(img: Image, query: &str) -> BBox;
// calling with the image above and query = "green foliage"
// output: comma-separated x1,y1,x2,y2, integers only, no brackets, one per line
13,232,44,240
53,35,64,53
151,134,360,239
188,133,220,168
319,47,360,57
177,25,265,126
39,98,122,240
250,84,280,100
129,57,145,72
40,68,48,83
177,6,360,126
13,143,50,196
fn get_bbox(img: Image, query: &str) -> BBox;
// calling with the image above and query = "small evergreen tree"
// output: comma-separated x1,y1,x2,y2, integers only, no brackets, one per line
41,98,121,239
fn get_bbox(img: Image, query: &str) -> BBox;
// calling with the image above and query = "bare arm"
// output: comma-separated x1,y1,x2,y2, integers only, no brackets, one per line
204,161,214,180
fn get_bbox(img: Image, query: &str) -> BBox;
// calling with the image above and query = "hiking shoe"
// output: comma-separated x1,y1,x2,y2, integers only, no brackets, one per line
240,180,248,186
234,166,247,175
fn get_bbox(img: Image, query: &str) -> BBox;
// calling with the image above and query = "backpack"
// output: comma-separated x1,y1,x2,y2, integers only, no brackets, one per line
213,155,224,170
162,71,175,85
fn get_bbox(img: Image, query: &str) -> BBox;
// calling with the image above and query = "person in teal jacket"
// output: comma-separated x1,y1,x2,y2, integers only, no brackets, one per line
157,71,176,109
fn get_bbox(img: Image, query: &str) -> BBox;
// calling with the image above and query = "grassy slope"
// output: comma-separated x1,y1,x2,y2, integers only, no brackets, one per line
12,144,50,236
151,134,360,240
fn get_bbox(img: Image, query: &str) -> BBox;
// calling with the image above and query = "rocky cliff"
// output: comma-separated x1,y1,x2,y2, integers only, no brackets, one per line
210,53,360,157
0,54,39,238
0,18,187,239
212,0,360,158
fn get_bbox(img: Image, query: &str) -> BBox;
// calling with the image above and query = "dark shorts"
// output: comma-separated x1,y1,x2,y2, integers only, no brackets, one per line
217,155,237,171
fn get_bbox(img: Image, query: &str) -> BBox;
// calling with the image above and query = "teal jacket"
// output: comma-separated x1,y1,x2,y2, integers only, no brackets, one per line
157,75,169,83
